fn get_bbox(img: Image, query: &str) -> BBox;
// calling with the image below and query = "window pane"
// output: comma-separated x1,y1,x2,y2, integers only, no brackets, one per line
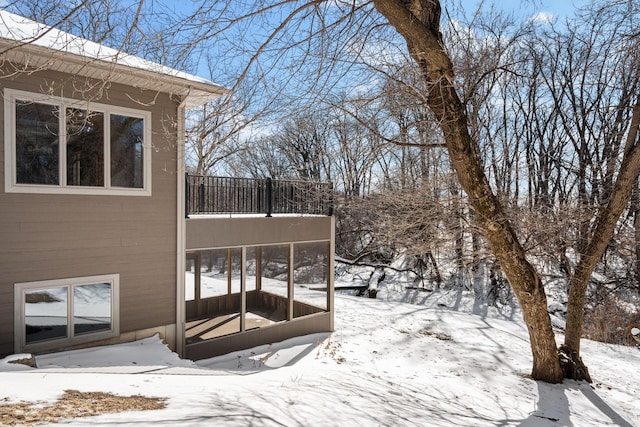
229,248,242,293
294,242,329,316
246,247,257,292
74,282,112,335
200,249,231,298
25,287,68,343
260,245,289,299
185,256,197,302
66,108,104,186
110,114,144,188
15,101,59,185
256,245,289,322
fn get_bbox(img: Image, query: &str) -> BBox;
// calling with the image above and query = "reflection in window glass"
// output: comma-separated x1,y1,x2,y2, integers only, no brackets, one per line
25,287,68,343
261,245,289,299
74,283,112,335
110,114,143,188
294,242,329,315
15,101,60,185
66,108,104,187
18,275,118,351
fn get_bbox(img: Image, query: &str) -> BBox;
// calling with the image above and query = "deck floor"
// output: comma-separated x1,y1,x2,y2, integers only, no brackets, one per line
185,311,277,344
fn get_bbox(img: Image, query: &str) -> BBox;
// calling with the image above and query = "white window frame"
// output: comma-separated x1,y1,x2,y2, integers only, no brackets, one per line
14,274,120,353
4,88,152,196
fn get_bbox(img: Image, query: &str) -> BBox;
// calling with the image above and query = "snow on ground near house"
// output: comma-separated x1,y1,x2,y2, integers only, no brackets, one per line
1,287,639,426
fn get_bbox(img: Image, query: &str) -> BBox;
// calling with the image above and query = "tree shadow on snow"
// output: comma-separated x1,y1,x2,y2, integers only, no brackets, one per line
196,332,329,373
514,380,634,427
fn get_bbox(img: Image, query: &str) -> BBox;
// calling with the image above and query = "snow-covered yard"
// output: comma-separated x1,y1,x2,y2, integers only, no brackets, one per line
2,283,639,426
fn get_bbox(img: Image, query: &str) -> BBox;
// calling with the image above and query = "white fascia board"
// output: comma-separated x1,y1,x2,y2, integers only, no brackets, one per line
0,10,228,108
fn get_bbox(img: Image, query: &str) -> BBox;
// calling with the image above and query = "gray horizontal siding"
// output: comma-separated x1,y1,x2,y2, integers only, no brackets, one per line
0,69,181,356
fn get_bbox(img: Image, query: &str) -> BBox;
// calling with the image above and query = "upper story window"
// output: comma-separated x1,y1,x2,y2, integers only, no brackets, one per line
4,89,151,195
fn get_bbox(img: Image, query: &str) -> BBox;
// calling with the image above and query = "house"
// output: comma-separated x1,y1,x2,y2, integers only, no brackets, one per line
0,11,334,360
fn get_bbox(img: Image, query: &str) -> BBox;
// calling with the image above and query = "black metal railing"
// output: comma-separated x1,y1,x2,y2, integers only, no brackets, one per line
185,174,333,217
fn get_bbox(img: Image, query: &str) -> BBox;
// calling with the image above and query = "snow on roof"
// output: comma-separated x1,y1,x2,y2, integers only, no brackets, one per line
0,10,228,108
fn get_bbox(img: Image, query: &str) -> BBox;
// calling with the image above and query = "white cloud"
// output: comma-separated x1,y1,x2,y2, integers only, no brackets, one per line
530,11,556,24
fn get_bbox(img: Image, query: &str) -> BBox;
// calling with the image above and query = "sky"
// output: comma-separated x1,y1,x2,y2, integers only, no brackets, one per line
460,0,587,18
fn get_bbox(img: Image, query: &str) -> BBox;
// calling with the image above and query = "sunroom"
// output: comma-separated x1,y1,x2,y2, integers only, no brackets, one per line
182,175,335,360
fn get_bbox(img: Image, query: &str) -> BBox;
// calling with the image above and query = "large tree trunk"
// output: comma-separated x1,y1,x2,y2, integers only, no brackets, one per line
372,0,563,383
563,104,640,375
633,181,640,289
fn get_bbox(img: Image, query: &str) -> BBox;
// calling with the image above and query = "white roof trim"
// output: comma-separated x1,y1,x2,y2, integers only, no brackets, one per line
0,10,228,108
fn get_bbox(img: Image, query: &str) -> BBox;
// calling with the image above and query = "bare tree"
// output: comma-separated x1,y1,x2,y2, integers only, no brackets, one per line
15,0,640,383
273,112,332,181
370,0,563,383
372,0,640,383
186,95,252,177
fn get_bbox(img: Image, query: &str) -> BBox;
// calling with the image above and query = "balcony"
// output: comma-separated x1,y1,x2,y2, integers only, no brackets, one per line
185,174,334,217
183,174,335,359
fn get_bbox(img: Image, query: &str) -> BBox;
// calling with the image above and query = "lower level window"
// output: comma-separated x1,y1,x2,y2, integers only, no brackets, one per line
15,274,120,352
